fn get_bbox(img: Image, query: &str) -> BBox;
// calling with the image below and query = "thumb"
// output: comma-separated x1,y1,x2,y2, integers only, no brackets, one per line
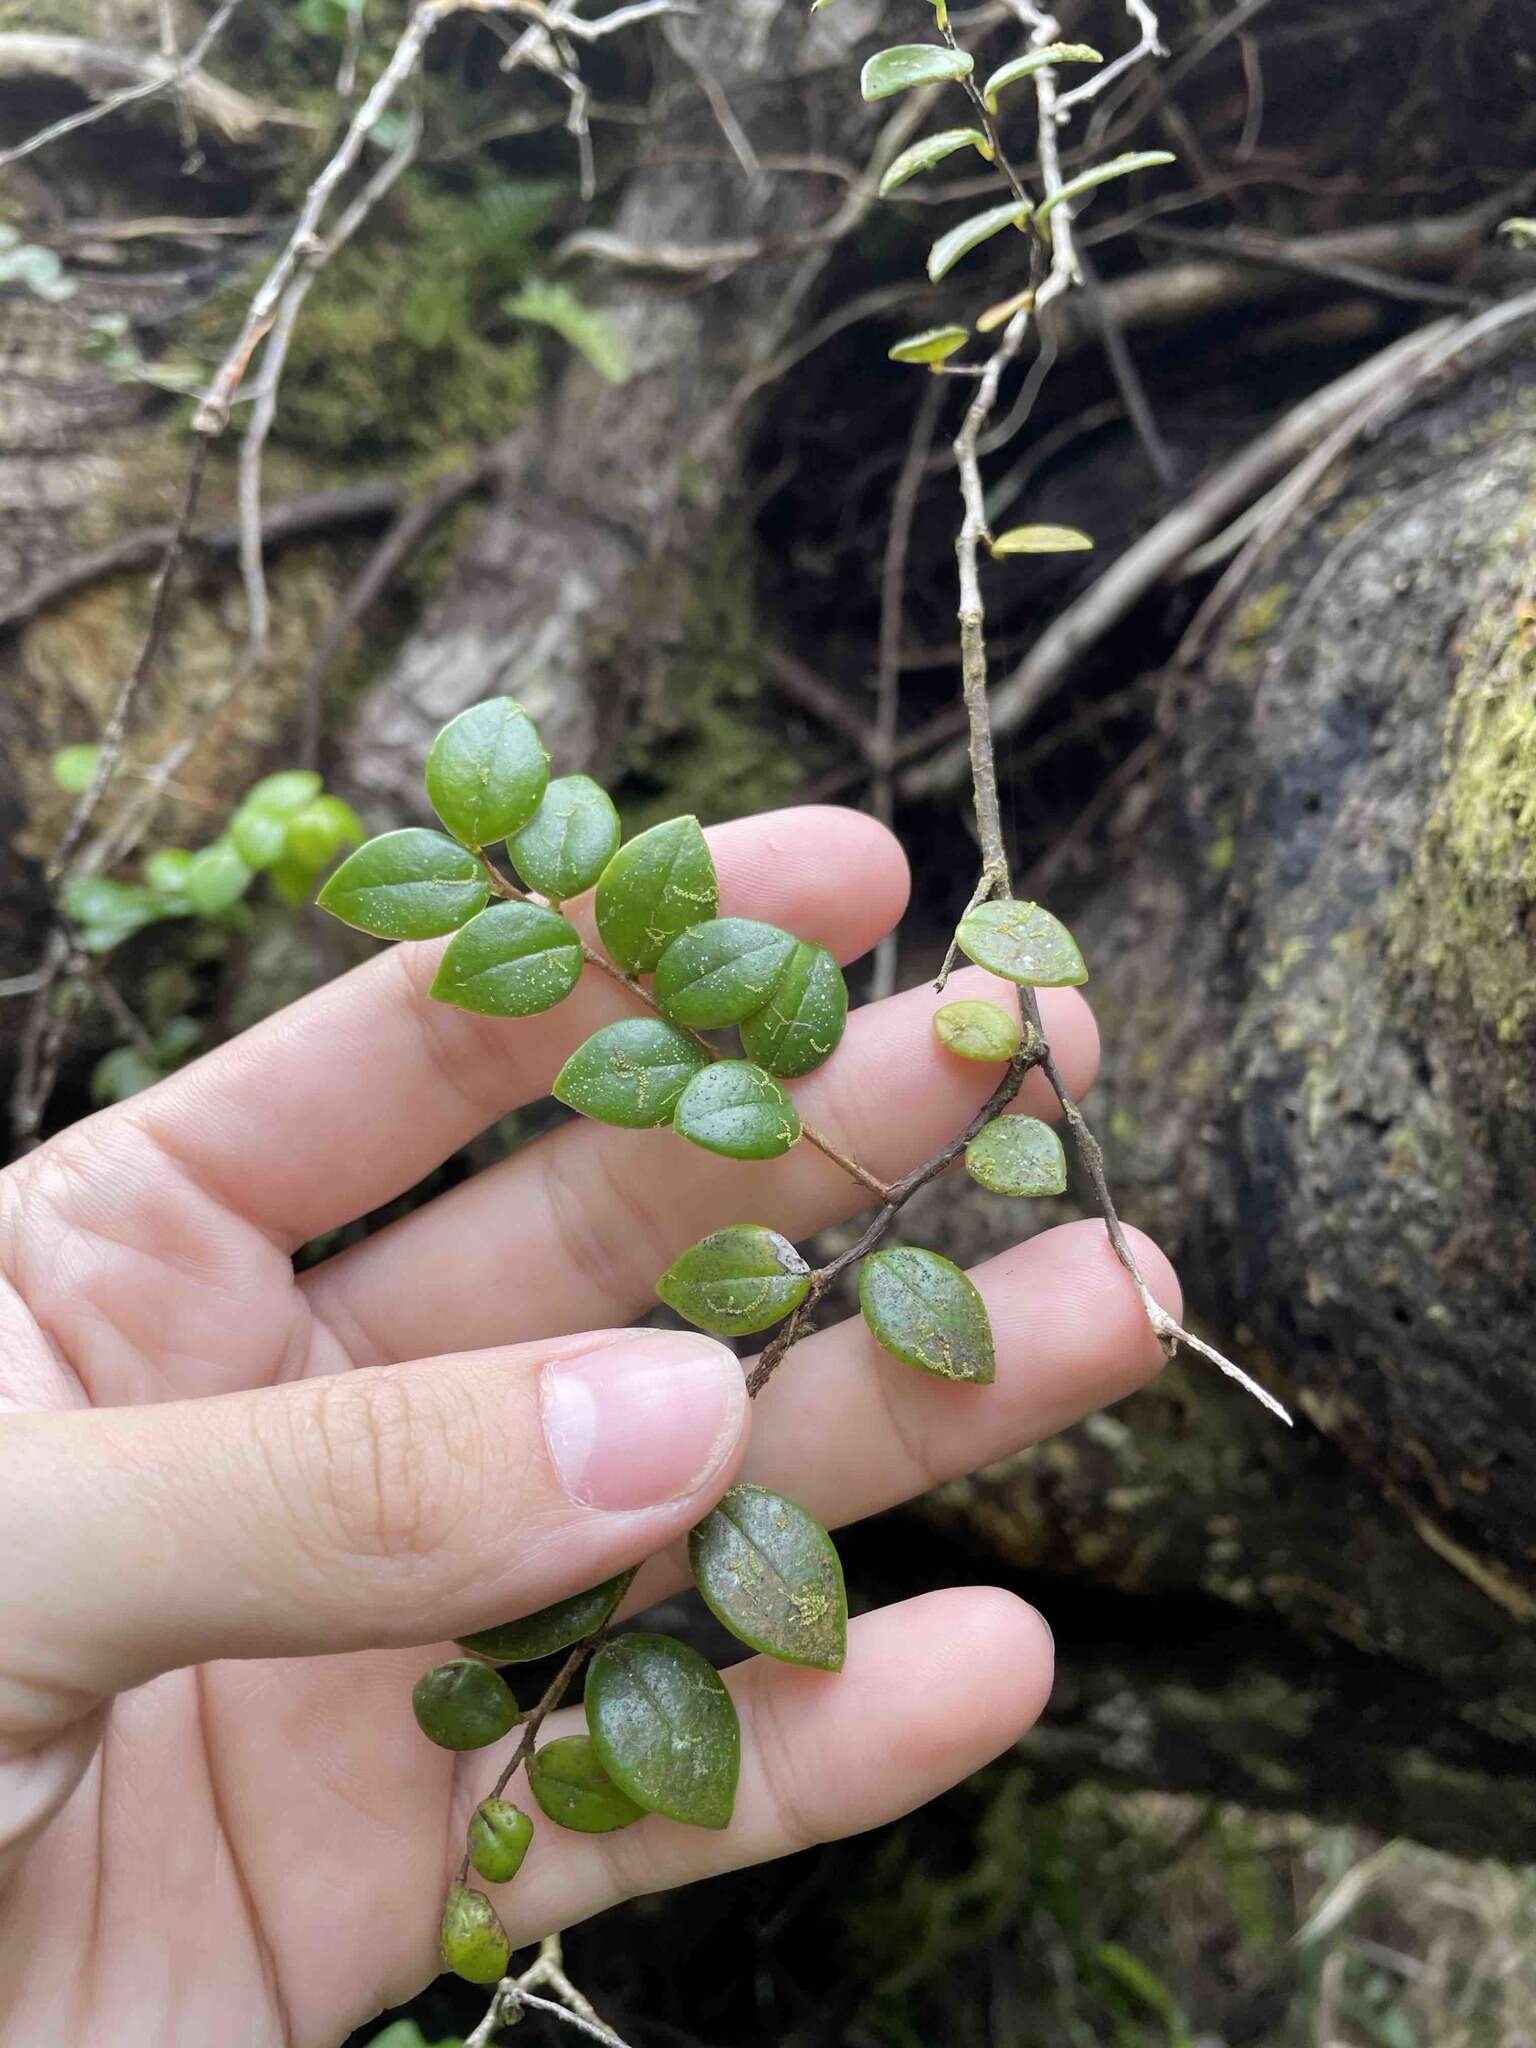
0,1328,747,1708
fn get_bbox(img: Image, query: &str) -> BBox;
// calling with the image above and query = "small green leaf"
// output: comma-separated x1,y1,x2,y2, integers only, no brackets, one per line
62,876,172,952
594,815,718,973
458,1570,636,1663
861,43,973,100
738,940,848,1077
466,1799,534,1884
507,775,621,900
505,280,628,384
429,901,583,1018
927,200,1031,283
230,806,289,870
440,1885,510,1985
317,829,489,939
141,848,195,895
956,897,1087,986
553,1017,711,1128
689,1484,846,1671
585,1632,740,1830
990,523,1093,554
657,1227,811,1337
983,43,1102,110
91,1046,163,1104
181,841,253,916
965,1114,1067,1196
1035,149,1176,230
242,768,323,817
284,794,365,870
411,1660,520,1751
859,1246,995,1384
527,1734,646,1833
50,743,102,793
425,697,549,849
878,128,990,197
888,325,970,366
653,917,797,1030
673,1061,801,1160
933,998,1022,1062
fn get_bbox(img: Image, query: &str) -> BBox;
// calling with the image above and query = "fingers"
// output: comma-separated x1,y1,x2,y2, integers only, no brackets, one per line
459,1589,1054,1948
60,808,910,1248
0,1329,750,1731
302,970,1098,1368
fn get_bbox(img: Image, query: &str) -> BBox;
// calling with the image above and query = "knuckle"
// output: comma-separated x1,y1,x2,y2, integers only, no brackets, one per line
300,1368,465,1566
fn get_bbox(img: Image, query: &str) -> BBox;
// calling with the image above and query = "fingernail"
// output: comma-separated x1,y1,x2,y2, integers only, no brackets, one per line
540,1332,747,1511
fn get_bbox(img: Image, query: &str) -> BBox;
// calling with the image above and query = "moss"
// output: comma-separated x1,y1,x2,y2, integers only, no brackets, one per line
1224,580,1291,679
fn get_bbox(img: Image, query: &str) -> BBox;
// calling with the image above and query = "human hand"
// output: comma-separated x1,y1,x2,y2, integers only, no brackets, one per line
0,806,1176,2046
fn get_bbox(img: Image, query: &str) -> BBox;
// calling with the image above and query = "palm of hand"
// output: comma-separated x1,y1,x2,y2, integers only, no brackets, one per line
0,809,1172,2048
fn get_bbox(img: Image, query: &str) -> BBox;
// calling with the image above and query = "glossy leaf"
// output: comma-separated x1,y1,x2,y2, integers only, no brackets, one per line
285,794,364,869
585,1633,740,1830
243,768,323,817
141,848,194,895
983,43,1102,109
466,1798,534,1884
933,998,1022,1062
689,1484,846,1670
182,841,253,916
859,1246,995,1384
594,815,718,973
860,43,972,101
878,128,989,197
527,1734,646,1834
440,1884,510,1985
956,897,1087,986
1035,149,1176,230
739,940,848,1077
458,1570,636,1663
927,200,1030,283
657,1227,811,1337
653,917,797,1029
230,806,289,870
425,696,548,849
411,1660,520,1751
317,828,488,939
673,1061,800,1160
991,523,1093,554
62,876,173,952
429,900,583,1017
553,1017,711,1129
965,1114,1067,1196
507,774,620,900
888,325,970,367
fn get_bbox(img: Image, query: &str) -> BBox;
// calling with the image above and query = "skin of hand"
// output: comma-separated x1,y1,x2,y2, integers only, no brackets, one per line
0,806,1177,2047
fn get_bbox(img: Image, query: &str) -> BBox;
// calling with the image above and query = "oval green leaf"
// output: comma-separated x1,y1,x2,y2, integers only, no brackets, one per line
927,199,1031,283
738,940,848,1077
244,768,324,817
585,1632,740,1830
594,815,719,973
859,1246,995,1384
1035,149,1176,231
425,696,549,849
553,1017,711,1129
182,840,253,917
284,794,364,870
888,324,970,366
440,1884,511,1985
507,774,621,901
51,743,101,793
983,43,1102,110
673,1061,801,1160
62,876,174,952
955,897,1087,986
230,806,289,870
860,43,972,101
467,1798,534,1884
411,1659,520,1751
688,1483,847,1671
316,828,489,939
458,1570,636,1664
527,1734,646,1834
991,523,1093,554
965,1113,1067,1196
657,1226,811,1337
878,127,989,197
933,997,1022,1062
429,900,583,1017
653,917,797,1030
